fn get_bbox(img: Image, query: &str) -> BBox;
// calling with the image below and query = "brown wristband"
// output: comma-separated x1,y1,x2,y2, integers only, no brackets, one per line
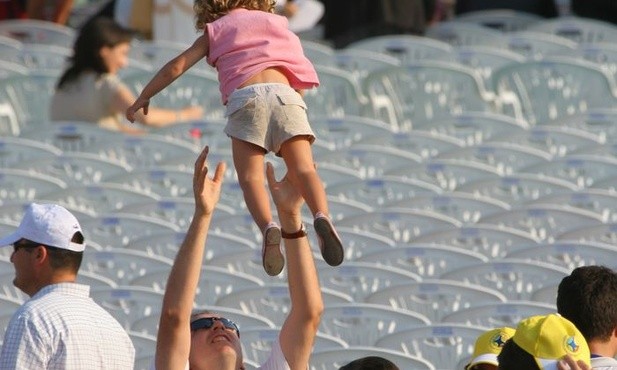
281,223,307,239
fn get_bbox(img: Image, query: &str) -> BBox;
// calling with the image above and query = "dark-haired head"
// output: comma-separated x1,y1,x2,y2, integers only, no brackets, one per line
57,17,135,89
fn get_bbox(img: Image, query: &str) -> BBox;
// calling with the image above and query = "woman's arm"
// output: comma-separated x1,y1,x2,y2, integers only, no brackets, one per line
265,163,324,369
126,34,209,122
155,147,226,370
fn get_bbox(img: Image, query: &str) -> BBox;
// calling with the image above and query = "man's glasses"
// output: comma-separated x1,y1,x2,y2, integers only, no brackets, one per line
190,317,240,337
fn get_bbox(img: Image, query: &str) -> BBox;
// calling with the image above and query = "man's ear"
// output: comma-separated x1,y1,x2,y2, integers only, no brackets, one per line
33,245,48,264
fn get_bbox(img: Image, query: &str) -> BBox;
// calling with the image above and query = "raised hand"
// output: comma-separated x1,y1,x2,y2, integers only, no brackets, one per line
125,97,150,123
265,162,304,216
193,146,226,216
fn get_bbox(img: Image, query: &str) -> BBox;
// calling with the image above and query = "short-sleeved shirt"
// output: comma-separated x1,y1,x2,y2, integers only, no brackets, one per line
50,72,127,130
206,8,319,104
0,283,135,370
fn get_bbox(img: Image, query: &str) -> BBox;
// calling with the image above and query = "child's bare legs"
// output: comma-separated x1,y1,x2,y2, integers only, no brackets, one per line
232,138,284,276
279,136,344,266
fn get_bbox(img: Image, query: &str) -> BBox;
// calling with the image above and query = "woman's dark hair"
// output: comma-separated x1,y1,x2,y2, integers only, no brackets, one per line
57,17,135,89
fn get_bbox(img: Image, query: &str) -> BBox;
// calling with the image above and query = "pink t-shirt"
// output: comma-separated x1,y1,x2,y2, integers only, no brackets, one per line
206,8,319,104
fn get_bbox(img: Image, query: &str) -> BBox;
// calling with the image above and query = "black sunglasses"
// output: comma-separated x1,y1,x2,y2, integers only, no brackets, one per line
190,317,240,337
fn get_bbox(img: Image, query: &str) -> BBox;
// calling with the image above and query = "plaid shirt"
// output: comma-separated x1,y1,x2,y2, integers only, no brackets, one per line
0,283,135,370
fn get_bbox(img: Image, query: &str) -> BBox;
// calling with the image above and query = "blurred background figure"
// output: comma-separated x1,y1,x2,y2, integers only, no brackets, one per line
454,0,559,18
26,0,74,24
50,17,202,133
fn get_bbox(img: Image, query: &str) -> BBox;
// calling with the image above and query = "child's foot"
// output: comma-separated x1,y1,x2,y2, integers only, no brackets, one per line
262,223,284,276
313,213,344,266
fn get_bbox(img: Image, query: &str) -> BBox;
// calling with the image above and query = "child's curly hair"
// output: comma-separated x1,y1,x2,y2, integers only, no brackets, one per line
194,0,276,30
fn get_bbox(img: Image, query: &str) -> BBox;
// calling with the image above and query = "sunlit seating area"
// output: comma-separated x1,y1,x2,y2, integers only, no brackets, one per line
2,10,617,370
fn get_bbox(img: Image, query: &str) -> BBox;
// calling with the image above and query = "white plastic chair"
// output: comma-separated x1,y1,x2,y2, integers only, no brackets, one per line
44,184,161,216
20,121,120,152
413,111,529,146
241,328,347,366
457,173,579,205
488,31,578,60
526,15,617,43
337,208,461,243
316,144,422,178
385,191,510,224
0,19,75,47
477,204,605,242
0,136,62,168
215,285,353,326
358,243,488,279
386,159,503,191
412,224,540,259
506,240,617,271
355,130,465,160
436,142,553,175
521,154,617,188
127,228,255,261
333,48,401,80
0,168,66,203
301,39,336,66
374,323,488,370
346,34,454,63
0,295,23,335
441,301,556,327
303,65,370,118
491,58,617,125
453,45,526,85
318,303,430,347
105,168,194,199
362,61,496,131
553,108,617,141
365,279,506,323
25,152,132,186
310,347,436,370
440,258,570,301
490,125,604,158
313,163,364,189
325,176,442,207
81,248,174,286
90,286,165,330
129,265,263,307
533,189,617,222
0,70,60,124
18,43,71,70
454,9,543,32
149,119,227,151
129,39,192,69
557,223,617,246
316,262,421,302
426,21,507,46
309,115,395,149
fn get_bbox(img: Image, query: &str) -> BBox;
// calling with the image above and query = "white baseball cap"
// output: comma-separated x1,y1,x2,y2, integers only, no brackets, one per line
0,203,85,252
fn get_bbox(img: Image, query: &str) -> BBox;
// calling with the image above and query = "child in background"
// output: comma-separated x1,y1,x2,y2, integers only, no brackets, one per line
126,0,344,276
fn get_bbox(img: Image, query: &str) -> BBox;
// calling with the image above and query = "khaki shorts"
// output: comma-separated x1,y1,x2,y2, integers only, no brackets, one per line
224,83,315,155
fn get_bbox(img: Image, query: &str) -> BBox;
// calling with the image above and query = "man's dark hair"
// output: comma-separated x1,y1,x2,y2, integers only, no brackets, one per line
557,265,617,342
339,356,399,370
497,339,540,370
26,231,84,273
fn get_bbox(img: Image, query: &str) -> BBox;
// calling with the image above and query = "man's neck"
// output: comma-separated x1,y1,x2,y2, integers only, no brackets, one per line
589,339,617,358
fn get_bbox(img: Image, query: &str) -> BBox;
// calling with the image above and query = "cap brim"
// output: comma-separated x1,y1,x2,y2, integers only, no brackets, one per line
0,230,22,247
466,354,499,369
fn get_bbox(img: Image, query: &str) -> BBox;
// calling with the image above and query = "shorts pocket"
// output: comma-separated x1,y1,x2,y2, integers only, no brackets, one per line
276,93,307,110
225,96,256,117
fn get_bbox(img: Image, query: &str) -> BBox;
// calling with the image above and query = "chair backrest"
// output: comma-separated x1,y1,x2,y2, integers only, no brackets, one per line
426,21,507,46
346,34,454,63
521,154,617,188
488,31,578,60
363,61,496,130
441,258,570,300
491,58,617,125
0,19,76,47
412,223,540,258
527,16,617,43
90,286,165,330
365,279,507,322
0,168,66,203
0,70,60,125
454,9,543,32
359,243,488,278
319,303,430,347
441,301,557,327
374,324,488,370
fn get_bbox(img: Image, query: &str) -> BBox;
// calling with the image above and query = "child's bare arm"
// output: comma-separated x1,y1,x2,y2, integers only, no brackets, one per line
126,34,209,122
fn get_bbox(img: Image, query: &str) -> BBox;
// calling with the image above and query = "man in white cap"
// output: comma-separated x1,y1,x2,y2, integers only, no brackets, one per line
0,203,135,370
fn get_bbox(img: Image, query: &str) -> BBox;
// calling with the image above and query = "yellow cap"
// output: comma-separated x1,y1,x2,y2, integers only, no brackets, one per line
513,314,590,370
465,327,516,370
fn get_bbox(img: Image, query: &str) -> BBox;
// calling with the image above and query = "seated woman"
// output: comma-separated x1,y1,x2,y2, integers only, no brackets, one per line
50,17,202,133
